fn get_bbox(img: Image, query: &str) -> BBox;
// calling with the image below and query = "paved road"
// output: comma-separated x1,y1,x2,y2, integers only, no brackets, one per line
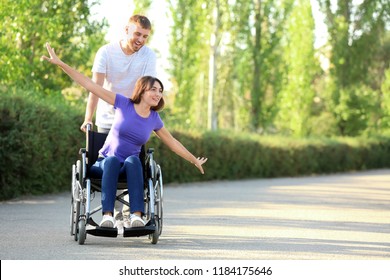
1,169,389,260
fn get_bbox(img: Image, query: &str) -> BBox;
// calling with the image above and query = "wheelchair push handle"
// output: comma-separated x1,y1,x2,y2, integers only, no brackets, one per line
83,123,93,156
86,123,92,132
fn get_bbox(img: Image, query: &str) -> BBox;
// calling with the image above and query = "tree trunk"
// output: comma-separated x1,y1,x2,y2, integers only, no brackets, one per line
208,0,221,131
250,0,262,131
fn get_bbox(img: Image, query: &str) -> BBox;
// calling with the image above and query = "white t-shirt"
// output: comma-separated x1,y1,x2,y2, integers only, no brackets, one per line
92,41,157,129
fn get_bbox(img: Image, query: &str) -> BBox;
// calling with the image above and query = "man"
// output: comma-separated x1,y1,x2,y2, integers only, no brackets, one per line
80,15,157,234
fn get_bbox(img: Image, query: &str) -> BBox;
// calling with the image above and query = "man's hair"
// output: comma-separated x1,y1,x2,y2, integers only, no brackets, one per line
129,15,152,30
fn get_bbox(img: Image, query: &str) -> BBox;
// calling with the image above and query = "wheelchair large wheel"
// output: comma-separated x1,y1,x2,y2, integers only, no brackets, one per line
70,161,81,238
155,164,163,235
150,164,163,244
70,163,76,236
72,200,81,241
76,194,87,244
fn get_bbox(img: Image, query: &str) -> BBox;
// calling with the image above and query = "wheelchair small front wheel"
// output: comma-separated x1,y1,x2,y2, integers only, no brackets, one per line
150,218,160,244
77,218,86,245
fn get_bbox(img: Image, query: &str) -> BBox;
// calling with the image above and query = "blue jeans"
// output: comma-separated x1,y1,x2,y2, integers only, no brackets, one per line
90,156,144,215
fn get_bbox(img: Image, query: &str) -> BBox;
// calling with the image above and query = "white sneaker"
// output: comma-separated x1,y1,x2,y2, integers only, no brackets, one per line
123,216,131,228
99,215,115,228
130,214,146,228
115,219,124,235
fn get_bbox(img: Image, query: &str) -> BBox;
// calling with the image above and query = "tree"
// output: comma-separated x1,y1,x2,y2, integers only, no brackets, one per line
207,0,221,131
317,0,390,135
0,0,107,93
134,0,153,14
381,68,390,129
246,0,293,132
167,0,211,128
164,0,388,135
276,0,320,136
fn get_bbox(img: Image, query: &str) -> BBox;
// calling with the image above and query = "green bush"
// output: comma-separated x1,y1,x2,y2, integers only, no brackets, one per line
149,129,390,184
0,87,84,200
1,86,390,201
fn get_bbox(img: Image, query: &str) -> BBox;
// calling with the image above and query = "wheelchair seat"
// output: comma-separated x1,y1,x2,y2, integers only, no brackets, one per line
85,129,136,183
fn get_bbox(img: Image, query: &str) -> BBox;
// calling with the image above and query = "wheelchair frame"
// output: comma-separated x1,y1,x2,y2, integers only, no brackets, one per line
70,125,163,245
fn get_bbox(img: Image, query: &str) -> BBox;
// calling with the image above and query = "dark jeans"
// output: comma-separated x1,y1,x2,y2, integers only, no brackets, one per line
90,156,143,215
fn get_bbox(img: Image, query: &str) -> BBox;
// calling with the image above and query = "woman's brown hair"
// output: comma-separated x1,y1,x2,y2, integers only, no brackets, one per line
131,76,165,111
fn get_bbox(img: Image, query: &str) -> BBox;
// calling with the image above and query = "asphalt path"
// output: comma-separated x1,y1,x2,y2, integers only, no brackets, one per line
1,169,389,260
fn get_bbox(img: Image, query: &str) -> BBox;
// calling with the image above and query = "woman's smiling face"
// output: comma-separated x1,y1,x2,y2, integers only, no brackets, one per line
142,81,163,107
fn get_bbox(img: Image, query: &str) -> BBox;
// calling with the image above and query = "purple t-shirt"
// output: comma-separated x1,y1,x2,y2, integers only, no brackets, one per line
98,94,164,162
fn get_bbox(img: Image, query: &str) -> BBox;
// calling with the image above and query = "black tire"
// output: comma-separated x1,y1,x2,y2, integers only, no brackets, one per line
150,166,163,244
72,161,82,240
70,164,76,236
77,218,86,245
73,200,81,241
150,219,159,244
155,165,163,235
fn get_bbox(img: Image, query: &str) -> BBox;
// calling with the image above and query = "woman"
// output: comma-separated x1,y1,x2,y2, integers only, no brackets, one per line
42,43,208,228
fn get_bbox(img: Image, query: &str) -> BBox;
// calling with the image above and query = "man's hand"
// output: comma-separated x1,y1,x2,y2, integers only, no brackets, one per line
80,121,93,133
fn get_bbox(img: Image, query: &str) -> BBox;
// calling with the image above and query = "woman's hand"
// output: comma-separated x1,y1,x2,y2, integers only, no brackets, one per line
41,42,116,106
41,42,62,66
194,157,208,174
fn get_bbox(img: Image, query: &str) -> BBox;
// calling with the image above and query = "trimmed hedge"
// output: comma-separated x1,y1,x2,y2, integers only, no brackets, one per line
0,88,84,200
148,130,390,183
1,87,390,201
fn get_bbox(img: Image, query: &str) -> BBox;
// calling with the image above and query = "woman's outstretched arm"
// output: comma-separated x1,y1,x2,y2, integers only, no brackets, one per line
155,127,208,174
41,42,115,105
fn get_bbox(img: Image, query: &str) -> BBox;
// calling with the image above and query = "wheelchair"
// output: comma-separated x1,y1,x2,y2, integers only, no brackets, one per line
70,124,163,245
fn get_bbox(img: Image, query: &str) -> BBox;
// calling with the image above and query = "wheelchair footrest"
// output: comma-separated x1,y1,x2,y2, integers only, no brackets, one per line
123,225,155,237
85,218,156,238
86,227,118,238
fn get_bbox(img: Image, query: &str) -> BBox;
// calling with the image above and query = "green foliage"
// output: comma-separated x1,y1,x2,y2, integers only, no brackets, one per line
318,0,390,136
0,0,107,93
381,69,390,128
147,128,390,184
334,85,380,136
276,0,320,137
167,0,294,132
1,86,389,201
164,0,390,136
248,0,294,131
1,0,390,201
167,0,211,127
0,86,84,200
134,1,153,14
